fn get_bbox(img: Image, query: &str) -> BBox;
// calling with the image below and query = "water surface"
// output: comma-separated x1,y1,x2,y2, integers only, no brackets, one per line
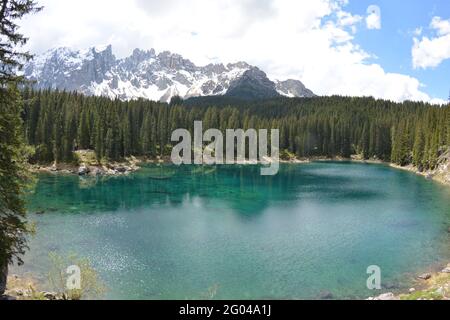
14,162,450,299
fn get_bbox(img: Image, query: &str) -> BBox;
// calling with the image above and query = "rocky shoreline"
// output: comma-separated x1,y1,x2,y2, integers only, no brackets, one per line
27,149,450,187
1,274,65,301
390,162,450,186
368,263,450,300
3,262,449,300
29,150,147,177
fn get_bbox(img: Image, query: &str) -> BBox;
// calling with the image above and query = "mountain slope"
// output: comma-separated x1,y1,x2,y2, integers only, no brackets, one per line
24,45,315,102
226,68,280,100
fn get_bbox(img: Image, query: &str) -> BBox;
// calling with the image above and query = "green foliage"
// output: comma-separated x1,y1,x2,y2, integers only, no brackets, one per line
20,91,450,170
280,149,295,161
0,87,33,267
400,290,444,301
0,1,41,295
0,0,42,85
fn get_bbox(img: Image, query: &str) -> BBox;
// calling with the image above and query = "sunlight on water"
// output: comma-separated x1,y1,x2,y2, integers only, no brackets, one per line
13,162,450,299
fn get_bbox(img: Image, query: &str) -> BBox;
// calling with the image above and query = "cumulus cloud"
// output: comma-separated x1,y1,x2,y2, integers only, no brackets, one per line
18,0,440,102
366,5,381,30
413,16,450,69
431,16,450,35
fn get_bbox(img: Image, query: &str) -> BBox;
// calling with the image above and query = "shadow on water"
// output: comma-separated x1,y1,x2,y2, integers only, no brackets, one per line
27,163,385,216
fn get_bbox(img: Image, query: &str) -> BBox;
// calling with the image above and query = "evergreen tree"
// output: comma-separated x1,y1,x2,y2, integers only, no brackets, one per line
122,109,132,157
16,90,450,173
412,124,425,170
140,112,152,156
0,0,41,295
77,109,90,150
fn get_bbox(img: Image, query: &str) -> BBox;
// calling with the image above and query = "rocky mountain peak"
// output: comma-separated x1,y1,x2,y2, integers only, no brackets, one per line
226,67,280,100
276,79,316,98
23,45,315,102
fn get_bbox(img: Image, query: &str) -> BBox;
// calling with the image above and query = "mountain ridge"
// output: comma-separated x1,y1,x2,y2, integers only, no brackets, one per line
23,45,316,102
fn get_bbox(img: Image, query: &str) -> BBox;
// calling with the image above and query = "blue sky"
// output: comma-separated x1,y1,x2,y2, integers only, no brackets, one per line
20,0,450,103
344,0,450,100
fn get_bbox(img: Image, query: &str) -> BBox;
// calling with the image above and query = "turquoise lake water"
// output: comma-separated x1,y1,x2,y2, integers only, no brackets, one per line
13,162,450,299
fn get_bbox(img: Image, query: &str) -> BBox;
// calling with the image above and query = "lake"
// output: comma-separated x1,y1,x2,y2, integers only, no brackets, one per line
13,162,450,299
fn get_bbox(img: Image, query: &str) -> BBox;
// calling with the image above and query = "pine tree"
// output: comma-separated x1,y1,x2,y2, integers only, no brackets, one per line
446,104,450,147
93,116,104,162
52,112,63,163
105,109,121,160
0,0,41,295
140,112,152,156
360,122,369,159
0,0,42,85
122,109,132,157
412,124,425,170
63,111,77,162
77,109,90,149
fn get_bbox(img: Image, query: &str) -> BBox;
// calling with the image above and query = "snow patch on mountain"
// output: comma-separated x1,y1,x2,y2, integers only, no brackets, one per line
24,45,315,102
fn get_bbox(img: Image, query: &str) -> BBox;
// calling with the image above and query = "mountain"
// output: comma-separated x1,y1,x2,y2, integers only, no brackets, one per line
275,79,315,98
226,68,280,100
23,45,315,102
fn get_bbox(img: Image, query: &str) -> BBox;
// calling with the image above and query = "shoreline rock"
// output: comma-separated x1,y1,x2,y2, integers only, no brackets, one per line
368,263,450,301
418,273,432,280
28,151,450,187
1,274,66,301
31,159,141,178
367,292,397,301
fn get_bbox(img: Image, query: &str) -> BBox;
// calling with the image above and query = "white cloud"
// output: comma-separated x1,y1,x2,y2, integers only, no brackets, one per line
337,11,362,28
430,16,450,35
18,0,441,103
412,16,450,69
366,5,381,30
413,27,422,37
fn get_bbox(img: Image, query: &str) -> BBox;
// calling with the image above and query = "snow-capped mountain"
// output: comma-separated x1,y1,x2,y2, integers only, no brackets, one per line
24,45,315,102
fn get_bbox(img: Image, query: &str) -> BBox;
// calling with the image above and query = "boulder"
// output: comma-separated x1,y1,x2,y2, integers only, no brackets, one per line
441,266,450,274
418,273,432,280
370,292,396,300
43,292,58,300
78,165,90,176
116,166,127,173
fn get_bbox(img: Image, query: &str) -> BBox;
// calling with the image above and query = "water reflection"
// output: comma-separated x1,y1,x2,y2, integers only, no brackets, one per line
28,163,387,216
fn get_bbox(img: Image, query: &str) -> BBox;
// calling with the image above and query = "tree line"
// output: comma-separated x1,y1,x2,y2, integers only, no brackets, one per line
21,89,450,171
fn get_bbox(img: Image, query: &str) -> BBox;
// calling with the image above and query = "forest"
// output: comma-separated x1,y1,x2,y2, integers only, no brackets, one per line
20,88,450,171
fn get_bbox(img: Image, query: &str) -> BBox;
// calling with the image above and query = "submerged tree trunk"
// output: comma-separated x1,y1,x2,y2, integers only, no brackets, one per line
0,261,7,296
